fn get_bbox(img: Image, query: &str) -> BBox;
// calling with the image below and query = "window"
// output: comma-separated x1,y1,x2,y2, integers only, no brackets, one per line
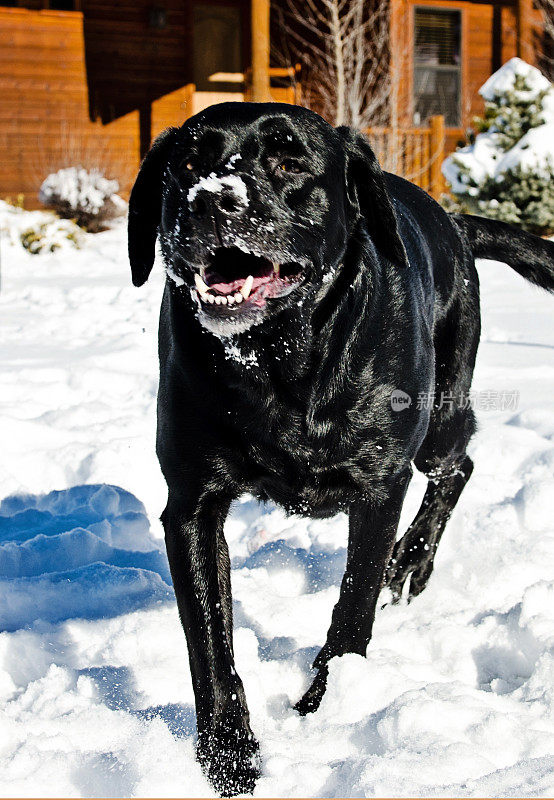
413,8,462,127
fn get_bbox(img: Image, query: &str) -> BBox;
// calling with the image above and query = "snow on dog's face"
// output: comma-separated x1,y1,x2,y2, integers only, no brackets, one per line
128,103,351,336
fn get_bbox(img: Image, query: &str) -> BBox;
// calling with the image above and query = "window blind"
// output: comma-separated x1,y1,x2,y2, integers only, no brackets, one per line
413,8,462,127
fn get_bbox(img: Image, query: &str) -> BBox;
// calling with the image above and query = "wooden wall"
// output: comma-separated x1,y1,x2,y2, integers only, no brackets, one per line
83,0,191,125
0,1,546,204
0,2,259,206
0,7,142,205
0,5,209,206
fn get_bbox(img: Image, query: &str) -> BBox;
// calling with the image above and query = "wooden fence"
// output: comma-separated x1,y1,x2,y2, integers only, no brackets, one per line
365,115,446,199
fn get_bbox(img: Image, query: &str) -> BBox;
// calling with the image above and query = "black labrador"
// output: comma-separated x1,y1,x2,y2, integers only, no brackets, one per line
128,102,554,796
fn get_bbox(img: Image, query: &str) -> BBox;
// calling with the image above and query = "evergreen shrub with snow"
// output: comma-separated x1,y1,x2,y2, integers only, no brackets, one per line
20,218,83,255
0,200,83,255
39,167,126,232
442,58,554,235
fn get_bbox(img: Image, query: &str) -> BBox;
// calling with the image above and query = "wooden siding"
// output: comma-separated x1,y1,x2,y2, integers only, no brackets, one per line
151,84,196,141
0,3,284,205
0,8,141,205
83,0,196,123
0,4,301,205
0,6,207,205
0,1,546,204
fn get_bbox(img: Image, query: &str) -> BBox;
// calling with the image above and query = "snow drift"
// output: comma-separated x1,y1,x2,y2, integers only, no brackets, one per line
0,485,172,632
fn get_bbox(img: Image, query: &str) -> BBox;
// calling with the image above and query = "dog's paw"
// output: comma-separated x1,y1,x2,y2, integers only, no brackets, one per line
386,553,434,603
294,668,328,716
403,558,434,600
197,722,260,797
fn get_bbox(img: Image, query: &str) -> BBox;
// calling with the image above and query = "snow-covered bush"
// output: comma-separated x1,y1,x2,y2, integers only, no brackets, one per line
442,58,554,234
0,199,83,254
39,167,126,232
20,217,83,254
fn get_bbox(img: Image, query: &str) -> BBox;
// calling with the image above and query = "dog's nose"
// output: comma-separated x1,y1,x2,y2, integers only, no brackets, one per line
189,187,246,219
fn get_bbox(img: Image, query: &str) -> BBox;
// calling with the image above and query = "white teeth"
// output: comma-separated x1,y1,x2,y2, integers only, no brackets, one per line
194,273,210,294
241,275,254,299
196,275,249,308
273,262,280,275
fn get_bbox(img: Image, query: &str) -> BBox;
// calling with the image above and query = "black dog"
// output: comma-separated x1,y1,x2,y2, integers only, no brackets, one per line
128,102,554,796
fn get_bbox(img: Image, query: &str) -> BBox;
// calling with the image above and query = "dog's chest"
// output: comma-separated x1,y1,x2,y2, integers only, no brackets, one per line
233,398,395,516
218,325,419,516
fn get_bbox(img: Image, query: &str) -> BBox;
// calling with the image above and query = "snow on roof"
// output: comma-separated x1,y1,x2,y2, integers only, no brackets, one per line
479,57,551,102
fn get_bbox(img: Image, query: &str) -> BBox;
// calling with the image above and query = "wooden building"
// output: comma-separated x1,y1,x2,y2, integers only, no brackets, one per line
389,0,545,154
0,0,275,204
0,0,546,204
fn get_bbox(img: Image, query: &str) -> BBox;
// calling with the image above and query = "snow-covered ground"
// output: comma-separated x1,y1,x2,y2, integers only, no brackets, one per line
0,203,553,797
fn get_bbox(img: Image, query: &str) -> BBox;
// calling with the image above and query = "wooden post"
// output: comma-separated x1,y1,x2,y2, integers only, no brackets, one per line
139,105,152,159
429,114,445,199
517,0,534,64
251,0,271,102
389,0,401,171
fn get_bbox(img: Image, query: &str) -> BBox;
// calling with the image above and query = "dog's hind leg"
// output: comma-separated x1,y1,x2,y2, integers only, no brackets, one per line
294,467,412,715
385,451,473,603
385,272,481,604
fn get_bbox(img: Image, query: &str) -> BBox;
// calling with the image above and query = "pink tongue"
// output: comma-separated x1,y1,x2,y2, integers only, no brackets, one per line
208,275,273,295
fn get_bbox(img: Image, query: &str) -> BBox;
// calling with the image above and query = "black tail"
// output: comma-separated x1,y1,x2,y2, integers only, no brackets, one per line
453,214,554,293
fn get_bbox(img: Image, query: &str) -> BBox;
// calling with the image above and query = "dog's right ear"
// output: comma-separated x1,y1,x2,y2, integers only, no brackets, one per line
337,126,408,269
128,127,179,287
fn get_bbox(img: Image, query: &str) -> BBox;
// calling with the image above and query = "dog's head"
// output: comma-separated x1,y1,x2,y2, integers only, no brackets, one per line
128,103,406,336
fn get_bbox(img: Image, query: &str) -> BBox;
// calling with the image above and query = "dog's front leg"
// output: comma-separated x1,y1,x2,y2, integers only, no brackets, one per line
295,468,412,715
162,493,260,796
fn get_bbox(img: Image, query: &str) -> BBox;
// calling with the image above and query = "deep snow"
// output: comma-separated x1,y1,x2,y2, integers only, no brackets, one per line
0,203,553,797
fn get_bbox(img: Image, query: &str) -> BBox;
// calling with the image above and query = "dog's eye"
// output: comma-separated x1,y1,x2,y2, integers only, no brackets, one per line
277,159,302,174
185,162,194,171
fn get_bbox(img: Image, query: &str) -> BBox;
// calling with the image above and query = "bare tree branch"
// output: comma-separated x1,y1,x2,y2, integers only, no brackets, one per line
274,0,398,128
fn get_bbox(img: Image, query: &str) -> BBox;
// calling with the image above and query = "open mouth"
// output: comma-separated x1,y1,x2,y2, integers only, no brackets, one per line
193,247,303,309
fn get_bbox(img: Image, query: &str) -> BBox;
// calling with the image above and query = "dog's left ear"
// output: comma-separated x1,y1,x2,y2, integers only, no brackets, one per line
128,126,179,287
338,126,408,268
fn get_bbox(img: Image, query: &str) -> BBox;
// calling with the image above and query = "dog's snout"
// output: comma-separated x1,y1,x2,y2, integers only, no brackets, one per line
190,191,211,218
219,190,243,214
189,186,246,219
